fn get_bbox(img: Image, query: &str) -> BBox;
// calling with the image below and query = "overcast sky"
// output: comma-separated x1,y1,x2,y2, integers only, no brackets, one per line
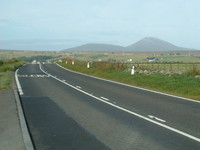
0,0,200,51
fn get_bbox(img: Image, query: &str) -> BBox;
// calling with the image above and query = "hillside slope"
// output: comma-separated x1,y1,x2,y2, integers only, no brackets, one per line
63,43,124,52
126,37,187,51
63,37,189,52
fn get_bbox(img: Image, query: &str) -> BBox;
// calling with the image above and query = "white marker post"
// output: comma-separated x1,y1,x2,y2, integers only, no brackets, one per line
72,60,74,65
87,62,90,69
66,60,67,64
131,65,135,75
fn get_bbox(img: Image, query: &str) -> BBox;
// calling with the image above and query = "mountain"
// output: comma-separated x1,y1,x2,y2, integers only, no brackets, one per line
63,43,124,52
126,37,187,51
63,37,189,52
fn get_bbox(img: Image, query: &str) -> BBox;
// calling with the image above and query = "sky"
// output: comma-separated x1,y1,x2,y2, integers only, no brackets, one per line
0,0,200,51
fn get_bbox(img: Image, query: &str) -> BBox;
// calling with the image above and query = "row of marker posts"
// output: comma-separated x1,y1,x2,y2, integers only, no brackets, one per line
65,60,135,75
66,60,90,68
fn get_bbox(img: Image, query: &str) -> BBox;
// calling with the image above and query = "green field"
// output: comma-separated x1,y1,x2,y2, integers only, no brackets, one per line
67,50,200,63
1,50,200,63
58,58,200,100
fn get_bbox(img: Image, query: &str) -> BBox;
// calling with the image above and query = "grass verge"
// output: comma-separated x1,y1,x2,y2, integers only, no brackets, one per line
58,59,200,101
0,58,25,90
0,73,12,90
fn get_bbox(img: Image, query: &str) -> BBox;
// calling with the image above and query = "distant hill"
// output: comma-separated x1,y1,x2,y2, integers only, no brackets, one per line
63,37,189,52
126,37,187,51
63,43,124,52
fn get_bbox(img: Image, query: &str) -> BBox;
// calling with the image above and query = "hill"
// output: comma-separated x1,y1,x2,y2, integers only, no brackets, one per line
63,43,124,52
126,37,187,51
63,37,189,52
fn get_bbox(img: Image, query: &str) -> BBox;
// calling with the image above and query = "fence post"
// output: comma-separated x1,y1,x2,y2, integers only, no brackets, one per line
131,65,135,75
87,62,90,69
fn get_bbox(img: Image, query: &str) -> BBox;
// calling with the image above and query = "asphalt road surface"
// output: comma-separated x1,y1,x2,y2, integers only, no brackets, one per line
17,63,200,150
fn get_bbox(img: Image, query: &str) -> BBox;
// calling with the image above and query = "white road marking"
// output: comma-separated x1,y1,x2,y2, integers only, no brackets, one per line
14,90,34,150
56,63,200,104
100,96,110,101
76,86,81,89
148,115,166,123
17,74,50,78
15,69,24,95
39,63,200,143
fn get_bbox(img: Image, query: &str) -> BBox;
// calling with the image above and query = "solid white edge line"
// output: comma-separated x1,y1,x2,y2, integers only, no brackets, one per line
14,66,34,150
14,90,34,150
15,69,24,95
56,63,200,104
40,63,200,143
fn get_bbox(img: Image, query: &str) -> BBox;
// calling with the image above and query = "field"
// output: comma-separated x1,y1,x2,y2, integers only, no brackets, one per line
0,50,67,62
1,50,200,63
68,50,200,63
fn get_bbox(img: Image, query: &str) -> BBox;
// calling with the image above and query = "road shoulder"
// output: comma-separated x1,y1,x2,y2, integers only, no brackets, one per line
0,89,26,150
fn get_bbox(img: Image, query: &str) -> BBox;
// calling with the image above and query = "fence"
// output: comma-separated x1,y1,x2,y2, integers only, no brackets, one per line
131,63,200,74
62,58,200,75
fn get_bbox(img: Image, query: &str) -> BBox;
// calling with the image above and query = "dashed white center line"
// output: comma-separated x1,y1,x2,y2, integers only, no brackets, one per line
148,115,166,123
100,96,110,101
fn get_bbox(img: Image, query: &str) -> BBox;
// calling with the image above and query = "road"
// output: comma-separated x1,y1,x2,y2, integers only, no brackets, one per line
17,63,200,150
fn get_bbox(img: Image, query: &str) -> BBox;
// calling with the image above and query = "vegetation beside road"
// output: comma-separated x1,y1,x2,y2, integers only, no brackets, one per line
0,73,12,90
0,58,25,90
58,58,200,100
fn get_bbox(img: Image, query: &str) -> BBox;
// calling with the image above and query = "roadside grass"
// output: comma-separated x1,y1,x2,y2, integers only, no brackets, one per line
0,59,25,72
0,73,11,90
0,58,25,90
59,58,200,100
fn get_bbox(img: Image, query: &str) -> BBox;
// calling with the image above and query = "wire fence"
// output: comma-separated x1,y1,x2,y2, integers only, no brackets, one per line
128,63,200,75
63,58,200,75
133,63,200,71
